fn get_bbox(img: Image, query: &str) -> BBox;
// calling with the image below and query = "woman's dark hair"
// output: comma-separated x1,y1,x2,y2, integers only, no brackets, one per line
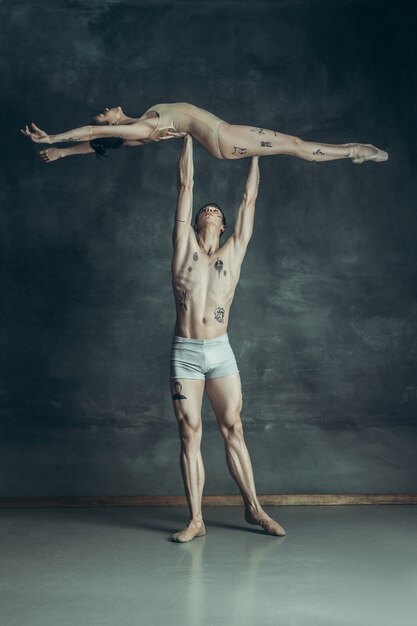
89,136,124,158
89,118,124,158
194,203,227,235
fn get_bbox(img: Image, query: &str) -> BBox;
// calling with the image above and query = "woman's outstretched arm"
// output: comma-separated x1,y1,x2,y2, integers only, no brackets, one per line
21,120,155,144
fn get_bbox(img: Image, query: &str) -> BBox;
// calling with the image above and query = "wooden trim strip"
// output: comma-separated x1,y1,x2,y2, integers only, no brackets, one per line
1,494,417,508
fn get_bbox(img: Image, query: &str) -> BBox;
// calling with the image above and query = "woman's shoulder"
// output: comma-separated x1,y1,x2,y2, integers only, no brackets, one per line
145,102,192,113
136,102,194,126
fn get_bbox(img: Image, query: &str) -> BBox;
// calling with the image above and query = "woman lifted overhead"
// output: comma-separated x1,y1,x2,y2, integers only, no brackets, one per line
21,101,388,165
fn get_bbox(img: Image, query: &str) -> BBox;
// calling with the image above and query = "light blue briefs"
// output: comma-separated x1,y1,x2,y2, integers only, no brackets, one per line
170,333,239,380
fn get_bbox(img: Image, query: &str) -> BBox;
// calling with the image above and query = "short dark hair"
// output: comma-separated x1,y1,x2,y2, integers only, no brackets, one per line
194,203,226,235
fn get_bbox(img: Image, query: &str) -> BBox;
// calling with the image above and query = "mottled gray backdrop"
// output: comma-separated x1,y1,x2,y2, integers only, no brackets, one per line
1,0,416,496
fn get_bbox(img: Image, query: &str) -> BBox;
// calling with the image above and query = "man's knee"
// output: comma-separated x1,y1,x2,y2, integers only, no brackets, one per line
221,415,244,444
178,416,202,447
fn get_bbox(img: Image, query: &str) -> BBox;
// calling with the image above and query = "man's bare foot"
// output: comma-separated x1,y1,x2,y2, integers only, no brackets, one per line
346,143,389,164
171,519,206,543
245,509,286,536
38,148,62,163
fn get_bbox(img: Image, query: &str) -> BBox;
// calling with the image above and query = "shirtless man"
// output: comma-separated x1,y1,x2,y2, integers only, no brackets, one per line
170,134,285,542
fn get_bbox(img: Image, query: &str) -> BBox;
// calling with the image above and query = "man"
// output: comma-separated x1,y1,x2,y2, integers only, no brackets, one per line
170,134,285,542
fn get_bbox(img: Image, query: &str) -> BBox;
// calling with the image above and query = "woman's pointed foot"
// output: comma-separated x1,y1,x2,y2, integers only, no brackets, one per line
171,519,206,543
346,143,389,164
245,509,286,536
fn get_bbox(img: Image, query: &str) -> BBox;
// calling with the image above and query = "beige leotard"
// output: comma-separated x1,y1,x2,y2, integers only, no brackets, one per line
143,102,225,159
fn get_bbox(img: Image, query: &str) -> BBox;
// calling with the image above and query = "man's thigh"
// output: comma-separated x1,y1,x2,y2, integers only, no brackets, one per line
205,373,243,428
170,378,205,429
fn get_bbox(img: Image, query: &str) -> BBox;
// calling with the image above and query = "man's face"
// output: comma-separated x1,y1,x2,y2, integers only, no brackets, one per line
196,206,225,234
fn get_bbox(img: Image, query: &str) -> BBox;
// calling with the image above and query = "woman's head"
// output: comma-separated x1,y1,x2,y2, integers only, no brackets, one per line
90,107,125,157
91,106,123,126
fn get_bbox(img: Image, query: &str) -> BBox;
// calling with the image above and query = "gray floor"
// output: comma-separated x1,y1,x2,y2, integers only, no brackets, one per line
1,505,416,626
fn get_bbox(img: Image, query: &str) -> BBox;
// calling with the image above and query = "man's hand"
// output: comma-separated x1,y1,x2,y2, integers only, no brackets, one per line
20,123,51,144
159,129,188,141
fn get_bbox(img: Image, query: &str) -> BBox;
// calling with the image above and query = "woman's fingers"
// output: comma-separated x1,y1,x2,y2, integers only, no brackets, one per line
20,122,48,142
32,123,47,137
20,126,36,140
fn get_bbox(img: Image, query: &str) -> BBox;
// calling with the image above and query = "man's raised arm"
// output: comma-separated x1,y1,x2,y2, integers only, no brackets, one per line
233,157,260,250
172,134,194,246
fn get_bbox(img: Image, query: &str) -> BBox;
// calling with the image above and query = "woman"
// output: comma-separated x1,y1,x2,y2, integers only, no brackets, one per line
21,102,388,164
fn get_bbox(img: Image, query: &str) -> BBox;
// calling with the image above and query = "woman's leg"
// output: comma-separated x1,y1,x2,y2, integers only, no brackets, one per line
39,143,95,163
217,123,388,163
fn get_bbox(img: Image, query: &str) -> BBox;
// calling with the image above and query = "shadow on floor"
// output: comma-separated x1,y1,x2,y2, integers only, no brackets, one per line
0,506,286,538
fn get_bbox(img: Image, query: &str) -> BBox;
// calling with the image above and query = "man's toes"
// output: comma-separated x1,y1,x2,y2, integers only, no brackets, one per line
245,510,286,536
263,519,286,536
171,522,205,543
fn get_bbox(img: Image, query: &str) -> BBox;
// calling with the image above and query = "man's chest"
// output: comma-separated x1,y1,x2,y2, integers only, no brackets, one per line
174,249,238,295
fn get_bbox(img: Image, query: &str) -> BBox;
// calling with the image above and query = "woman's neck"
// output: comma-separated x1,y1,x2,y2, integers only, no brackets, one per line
118,113,137,124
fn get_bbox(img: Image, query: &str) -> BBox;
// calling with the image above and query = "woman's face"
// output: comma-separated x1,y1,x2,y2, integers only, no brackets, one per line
93,106,122,125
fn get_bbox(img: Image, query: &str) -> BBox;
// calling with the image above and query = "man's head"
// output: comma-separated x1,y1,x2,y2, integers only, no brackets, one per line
194,203,226,239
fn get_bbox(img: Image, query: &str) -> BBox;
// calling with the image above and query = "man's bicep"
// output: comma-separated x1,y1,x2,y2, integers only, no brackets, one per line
172,223,194,253
224,235,249,273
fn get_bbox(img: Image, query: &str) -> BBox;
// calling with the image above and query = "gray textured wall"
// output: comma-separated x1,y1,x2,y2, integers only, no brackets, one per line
1,0,416,496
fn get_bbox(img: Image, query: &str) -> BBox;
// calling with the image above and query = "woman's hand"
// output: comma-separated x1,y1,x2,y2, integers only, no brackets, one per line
20,122,51,144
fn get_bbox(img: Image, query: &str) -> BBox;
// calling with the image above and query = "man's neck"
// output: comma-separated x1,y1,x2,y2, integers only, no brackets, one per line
197,226,221,256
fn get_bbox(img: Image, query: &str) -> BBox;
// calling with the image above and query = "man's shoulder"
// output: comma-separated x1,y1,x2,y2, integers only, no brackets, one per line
222,232,252,264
